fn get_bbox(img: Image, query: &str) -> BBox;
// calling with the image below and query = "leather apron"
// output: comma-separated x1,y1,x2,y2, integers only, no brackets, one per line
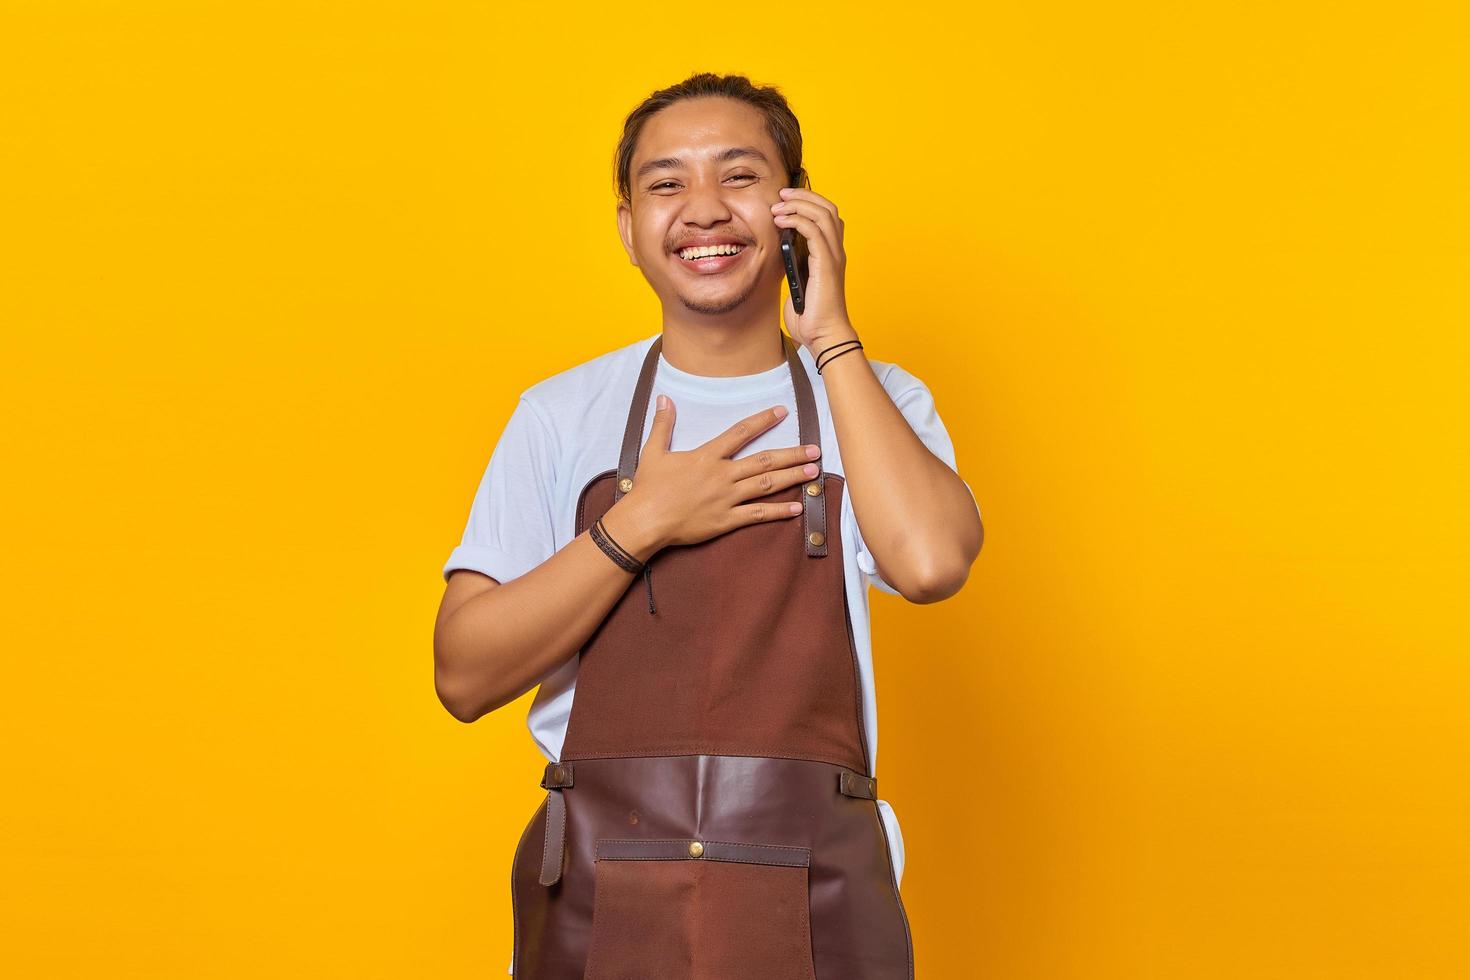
510,332,913,978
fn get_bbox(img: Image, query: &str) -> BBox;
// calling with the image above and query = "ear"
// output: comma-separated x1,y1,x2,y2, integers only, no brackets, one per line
616,200,639,268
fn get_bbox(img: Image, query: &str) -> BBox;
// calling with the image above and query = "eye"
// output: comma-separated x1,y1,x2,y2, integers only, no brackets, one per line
650,174,758,191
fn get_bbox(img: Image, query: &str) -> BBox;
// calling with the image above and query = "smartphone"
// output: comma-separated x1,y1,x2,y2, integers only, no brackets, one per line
779,170,812,314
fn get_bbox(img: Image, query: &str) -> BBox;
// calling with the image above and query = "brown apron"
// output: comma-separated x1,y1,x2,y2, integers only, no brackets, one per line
510,332,913,978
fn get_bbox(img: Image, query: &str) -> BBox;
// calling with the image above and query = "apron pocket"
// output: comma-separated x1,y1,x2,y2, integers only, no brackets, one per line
584,838,815,980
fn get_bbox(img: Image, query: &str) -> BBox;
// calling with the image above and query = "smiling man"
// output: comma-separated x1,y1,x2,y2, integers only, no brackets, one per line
434,72,983,978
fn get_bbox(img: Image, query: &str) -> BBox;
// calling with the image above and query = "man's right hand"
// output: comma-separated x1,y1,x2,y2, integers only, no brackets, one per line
606,395,822,559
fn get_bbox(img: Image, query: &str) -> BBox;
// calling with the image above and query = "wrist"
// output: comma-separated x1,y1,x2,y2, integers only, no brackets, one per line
599,497,664,564
814,338,865,375
808,326,861,363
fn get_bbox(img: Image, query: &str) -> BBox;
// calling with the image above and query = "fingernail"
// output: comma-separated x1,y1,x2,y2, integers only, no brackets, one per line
773,405,788,418
803,463,818,476
805,444,821,458
657,394,667,409
788,502,803,514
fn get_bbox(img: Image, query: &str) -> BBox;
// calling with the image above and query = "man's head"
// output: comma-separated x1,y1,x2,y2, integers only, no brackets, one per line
614,73,806,320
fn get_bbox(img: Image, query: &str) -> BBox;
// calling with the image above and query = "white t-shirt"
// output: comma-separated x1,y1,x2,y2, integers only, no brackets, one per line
443,331,977,916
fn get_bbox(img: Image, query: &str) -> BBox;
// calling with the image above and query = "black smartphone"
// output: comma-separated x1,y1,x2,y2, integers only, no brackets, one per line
779,170,811,314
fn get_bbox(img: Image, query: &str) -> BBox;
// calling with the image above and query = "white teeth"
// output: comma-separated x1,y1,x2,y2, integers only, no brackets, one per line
678,243,744,260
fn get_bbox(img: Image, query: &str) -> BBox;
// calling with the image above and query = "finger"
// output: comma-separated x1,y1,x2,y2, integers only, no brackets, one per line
777,187,839,223
731,460,821,502
776,190,845,245
729,497,807,528
773,200,842,257
704,405,790,459
773,209,842,268
643,392,674,457
729,444,821,482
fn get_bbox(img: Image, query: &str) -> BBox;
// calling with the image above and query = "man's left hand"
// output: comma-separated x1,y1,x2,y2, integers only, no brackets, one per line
772,187,858,354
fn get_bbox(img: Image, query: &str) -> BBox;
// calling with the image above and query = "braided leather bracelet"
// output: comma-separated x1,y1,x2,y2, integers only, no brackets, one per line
590,517,643,573
817,341,864,374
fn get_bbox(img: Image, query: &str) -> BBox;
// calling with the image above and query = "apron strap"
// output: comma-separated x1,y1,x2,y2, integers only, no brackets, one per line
613,337,660,505
538,762,573,886
612,333,830,558
838,769,878,799
785,332,830,558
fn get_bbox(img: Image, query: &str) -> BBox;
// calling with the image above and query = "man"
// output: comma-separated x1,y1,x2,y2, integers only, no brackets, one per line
435,72,982,979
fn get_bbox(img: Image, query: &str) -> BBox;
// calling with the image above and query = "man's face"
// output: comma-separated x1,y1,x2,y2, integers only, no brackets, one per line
617,97,788,317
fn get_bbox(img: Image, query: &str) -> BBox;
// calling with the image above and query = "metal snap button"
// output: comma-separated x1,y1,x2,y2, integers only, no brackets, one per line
808,531,825,547
688,840,704,858
804,481,821,496
618,478,633,493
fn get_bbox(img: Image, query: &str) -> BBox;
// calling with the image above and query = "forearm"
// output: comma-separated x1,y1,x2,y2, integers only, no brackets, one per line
819,332,982,601
434,500,660,720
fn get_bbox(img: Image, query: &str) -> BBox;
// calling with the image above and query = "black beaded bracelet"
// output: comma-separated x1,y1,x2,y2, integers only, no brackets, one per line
817,342,864,374
590,517,644,573
814,338,862,370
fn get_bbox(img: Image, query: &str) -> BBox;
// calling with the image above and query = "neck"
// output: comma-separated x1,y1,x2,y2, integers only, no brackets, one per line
659,314,786,378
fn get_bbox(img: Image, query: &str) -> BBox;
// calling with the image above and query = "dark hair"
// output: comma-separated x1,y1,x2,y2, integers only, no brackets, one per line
613,72,807,206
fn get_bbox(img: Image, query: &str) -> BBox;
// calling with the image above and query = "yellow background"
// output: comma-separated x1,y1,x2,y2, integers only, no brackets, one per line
3,1,1466,976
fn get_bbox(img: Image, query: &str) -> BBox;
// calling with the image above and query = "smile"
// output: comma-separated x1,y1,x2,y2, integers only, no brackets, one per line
672,244,749,275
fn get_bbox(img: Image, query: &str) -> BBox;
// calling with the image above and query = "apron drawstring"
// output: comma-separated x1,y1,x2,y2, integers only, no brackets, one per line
644,558,656,615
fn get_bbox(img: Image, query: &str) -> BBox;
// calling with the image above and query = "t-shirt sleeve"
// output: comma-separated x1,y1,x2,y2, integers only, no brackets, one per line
442,395,559,585
847,364,980,596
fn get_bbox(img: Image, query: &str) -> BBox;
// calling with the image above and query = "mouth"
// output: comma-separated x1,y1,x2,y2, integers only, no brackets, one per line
671,242,750,276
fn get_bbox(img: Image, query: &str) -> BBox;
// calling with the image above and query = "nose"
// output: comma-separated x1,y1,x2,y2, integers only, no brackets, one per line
678,177,735,226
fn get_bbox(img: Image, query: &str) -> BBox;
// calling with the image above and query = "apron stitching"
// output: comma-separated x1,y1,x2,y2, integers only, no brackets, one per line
872,800,917,979
541,794,553,874
584,861,608,976
509,795,542,977
801,868,817,980
558,747,866,769
834,484,875,779
596,838,812,856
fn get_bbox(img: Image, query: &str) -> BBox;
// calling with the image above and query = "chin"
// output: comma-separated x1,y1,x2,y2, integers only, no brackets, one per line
676,292,750,316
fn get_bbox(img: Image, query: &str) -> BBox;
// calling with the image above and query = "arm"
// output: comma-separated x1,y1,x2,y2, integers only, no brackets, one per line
432,499,657,723
434,396,818,723
771,185,982,604
434,394,659,723
820,330,983,603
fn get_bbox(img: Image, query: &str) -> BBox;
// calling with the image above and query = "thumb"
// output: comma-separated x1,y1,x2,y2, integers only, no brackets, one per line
644,393,674,456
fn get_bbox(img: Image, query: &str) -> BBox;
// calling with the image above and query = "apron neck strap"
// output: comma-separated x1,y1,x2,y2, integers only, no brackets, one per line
613,332,830,558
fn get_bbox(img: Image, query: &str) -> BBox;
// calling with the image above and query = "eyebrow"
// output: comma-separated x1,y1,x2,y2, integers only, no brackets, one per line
635,146,771,180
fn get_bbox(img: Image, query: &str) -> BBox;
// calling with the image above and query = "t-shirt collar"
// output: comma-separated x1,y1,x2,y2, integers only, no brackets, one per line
653,344,796,404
